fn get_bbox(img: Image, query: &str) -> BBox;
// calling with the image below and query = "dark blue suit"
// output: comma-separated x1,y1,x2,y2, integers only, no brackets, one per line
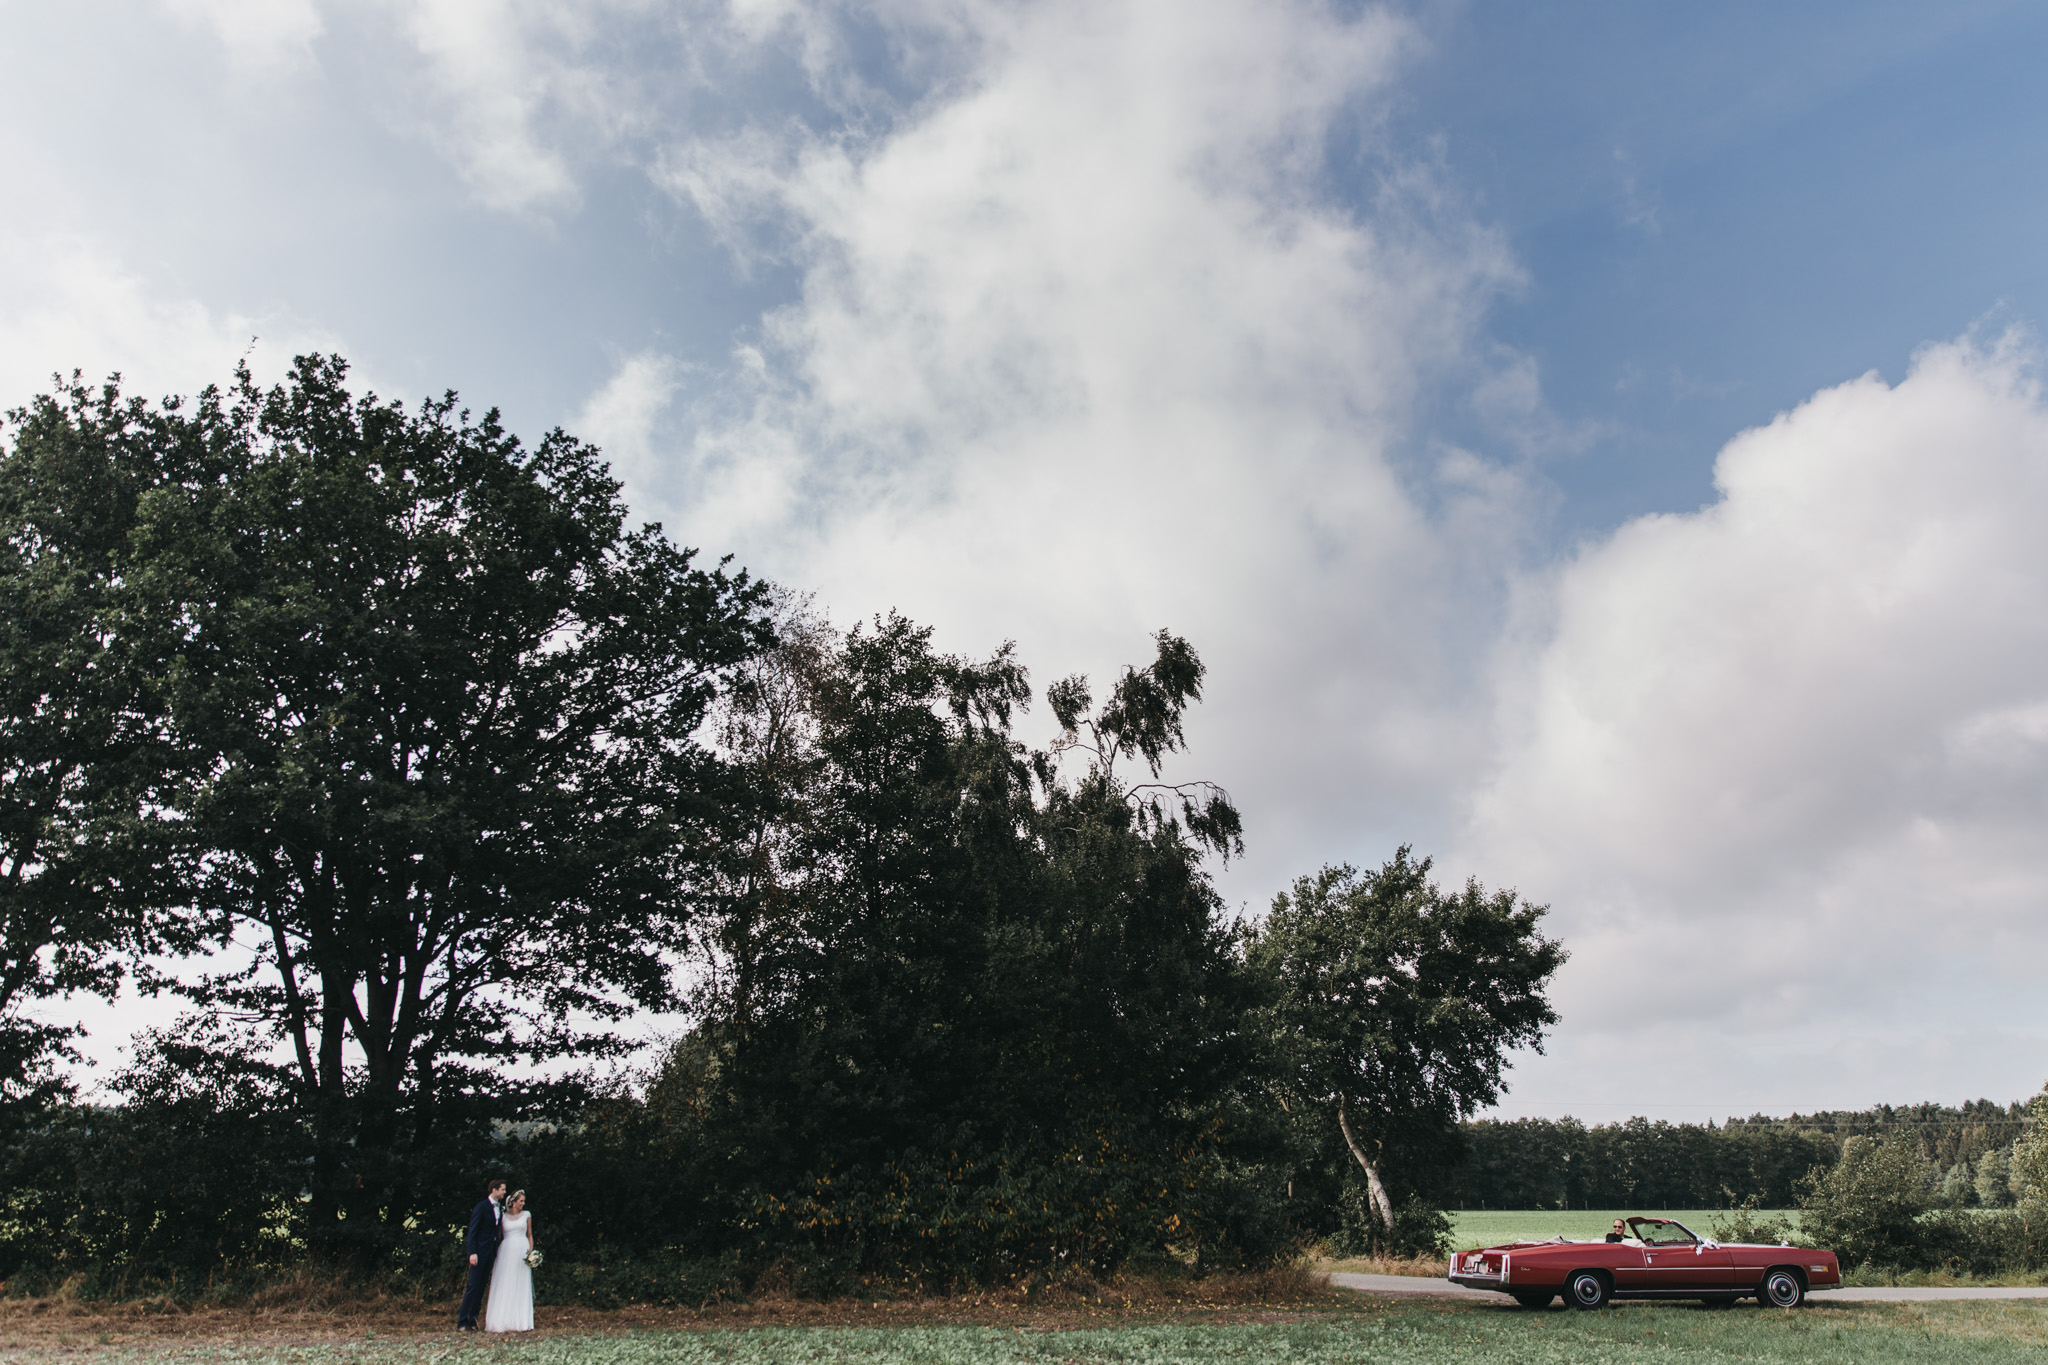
457,1197,503,1328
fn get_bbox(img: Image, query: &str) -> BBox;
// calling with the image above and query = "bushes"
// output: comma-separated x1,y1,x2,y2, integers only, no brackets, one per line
1799,1134,1933,1267
0,1050,1305,1302
534,1252,747,1310
1709,1199,1796,1246
0,1027,306,1293
1792,1131,2048,1275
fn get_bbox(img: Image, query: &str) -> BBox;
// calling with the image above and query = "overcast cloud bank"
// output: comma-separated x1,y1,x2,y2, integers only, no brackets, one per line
1469,335,2048,1115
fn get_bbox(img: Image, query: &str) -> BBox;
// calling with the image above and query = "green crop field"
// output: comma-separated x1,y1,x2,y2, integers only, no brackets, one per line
28,1301,2048,1365
1448,1208,1801,1250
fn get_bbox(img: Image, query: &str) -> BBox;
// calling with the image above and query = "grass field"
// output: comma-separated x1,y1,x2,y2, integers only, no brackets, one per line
1447,1208,1799,1249
20,1300,2048,1365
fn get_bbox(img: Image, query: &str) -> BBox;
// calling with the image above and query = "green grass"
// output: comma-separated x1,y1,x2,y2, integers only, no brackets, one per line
1448,1209,1800,1250
34,1300,2048,1365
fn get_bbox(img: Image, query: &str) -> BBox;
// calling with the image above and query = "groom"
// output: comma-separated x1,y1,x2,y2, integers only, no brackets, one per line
457,1177,507,1331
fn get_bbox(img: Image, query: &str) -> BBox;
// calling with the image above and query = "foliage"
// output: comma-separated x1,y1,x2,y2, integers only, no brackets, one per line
1249,851,1564,1253
1444,1099,2040,1212
1799,1134,1934,1268
678,617,1262,1285
0,376,193,1115
39,355,771,1262
0,1019,304,1288
2008,1085,2048,1207
0,359,1601,1296
1448,1115,1835,1210
1728,1099,2025,1172
1709,1197,1797,1246
1973,1150,2014,1208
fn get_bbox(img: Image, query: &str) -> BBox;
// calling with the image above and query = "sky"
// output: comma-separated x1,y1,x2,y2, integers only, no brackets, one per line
8,0,2048,1124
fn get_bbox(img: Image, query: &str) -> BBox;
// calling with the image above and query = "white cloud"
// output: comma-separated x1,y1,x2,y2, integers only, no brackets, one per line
381,0,707,216
1466,334,2048,1116
0,233,343,406
161,0,323,75
574,349,686,518
390,0,587,213
631,0,1524,903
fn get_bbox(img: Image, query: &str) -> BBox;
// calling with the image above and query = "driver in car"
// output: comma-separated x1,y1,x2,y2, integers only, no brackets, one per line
1605,1219,1626,1243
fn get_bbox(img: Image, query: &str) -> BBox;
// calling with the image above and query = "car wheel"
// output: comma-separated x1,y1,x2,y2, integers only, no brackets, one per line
1566,1270,1610,1310
1512,1291,1554,1309
1759,1269,1805,1309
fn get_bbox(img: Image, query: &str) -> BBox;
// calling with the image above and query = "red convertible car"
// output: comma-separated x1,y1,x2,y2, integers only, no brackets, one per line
1447,1216,1841,1308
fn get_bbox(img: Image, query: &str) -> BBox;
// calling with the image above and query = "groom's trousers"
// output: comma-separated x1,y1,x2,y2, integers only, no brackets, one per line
458,1252,495,1328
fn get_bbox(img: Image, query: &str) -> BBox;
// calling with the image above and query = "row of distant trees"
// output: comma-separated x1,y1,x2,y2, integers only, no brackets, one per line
1448,1100,2036,1211
1791,1098,2048,1272
0,357,1566,1299
1444,1096,2048,1275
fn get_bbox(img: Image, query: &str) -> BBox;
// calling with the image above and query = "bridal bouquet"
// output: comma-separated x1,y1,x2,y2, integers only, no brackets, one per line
525,1249,543,1269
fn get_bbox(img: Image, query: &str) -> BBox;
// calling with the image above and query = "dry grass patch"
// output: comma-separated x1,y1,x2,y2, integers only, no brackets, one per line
0,1265,1343,1354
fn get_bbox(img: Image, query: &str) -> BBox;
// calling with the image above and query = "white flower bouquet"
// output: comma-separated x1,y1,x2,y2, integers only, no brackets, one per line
525,1248,543,1269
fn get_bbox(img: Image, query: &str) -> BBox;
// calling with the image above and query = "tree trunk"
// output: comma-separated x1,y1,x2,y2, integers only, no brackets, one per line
1337,1093,1395,1255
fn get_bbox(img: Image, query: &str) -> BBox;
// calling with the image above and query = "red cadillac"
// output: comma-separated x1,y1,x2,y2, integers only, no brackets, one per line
1447,1216,1841,1308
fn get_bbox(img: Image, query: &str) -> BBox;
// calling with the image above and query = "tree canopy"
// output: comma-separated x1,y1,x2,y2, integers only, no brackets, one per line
0,353,1578,1291
667,611,1256,1281
1249,850,1565,1253
0,376,188,1115
8,356,771,1258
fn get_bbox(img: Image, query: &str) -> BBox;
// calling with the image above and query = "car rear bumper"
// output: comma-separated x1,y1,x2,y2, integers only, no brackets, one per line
1447,1274,1506,1292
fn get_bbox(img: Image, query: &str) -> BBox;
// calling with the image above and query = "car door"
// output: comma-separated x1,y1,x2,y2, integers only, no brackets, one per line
1632,1220,1733,1292
1603,1239,1652,1292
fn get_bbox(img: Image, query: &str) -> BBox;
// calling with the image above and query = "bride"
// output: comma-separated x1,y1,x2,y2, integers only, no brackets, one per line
482,1189,537,1333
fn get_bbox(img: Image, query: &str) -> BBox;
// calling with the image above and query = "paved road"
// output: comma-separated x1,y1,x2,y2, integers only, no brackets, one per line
1325,1273,1498,1300
1325,1272,2048,1303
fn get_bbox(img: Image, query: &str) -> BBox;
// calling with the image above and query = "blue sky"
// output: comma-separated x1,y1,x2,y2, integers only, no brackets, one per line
8,0,2048,1122
1396,0,2048,530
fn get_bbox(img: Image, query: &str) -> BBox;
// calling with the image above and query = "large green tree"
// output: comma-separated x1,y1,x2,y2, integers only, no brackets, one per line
96,356,769,1256
0,377,187,1114
675,618,1255,1282
1250,850,1564,1253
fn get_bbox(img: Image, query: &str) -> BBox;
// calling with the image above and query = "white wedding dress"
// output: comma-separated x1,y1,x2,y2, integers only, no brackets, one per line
483,1211,534,1332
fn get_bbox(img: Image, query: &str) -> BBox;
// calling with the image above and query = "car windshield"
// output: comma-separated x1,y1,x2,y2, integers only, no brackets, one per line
1628,1218,1697,1246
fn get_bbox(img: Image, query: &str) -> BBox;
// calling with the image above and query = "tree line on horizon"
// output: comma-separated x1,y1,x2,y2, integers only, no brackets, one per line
1438,1092,2048,1276
1448,1099,2034,1212
0,356,1567,1301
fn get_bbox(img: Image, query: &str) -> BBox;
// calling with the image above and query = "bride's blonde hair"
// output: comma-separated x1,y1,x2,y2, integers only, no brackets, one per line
509,1189,527,1208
